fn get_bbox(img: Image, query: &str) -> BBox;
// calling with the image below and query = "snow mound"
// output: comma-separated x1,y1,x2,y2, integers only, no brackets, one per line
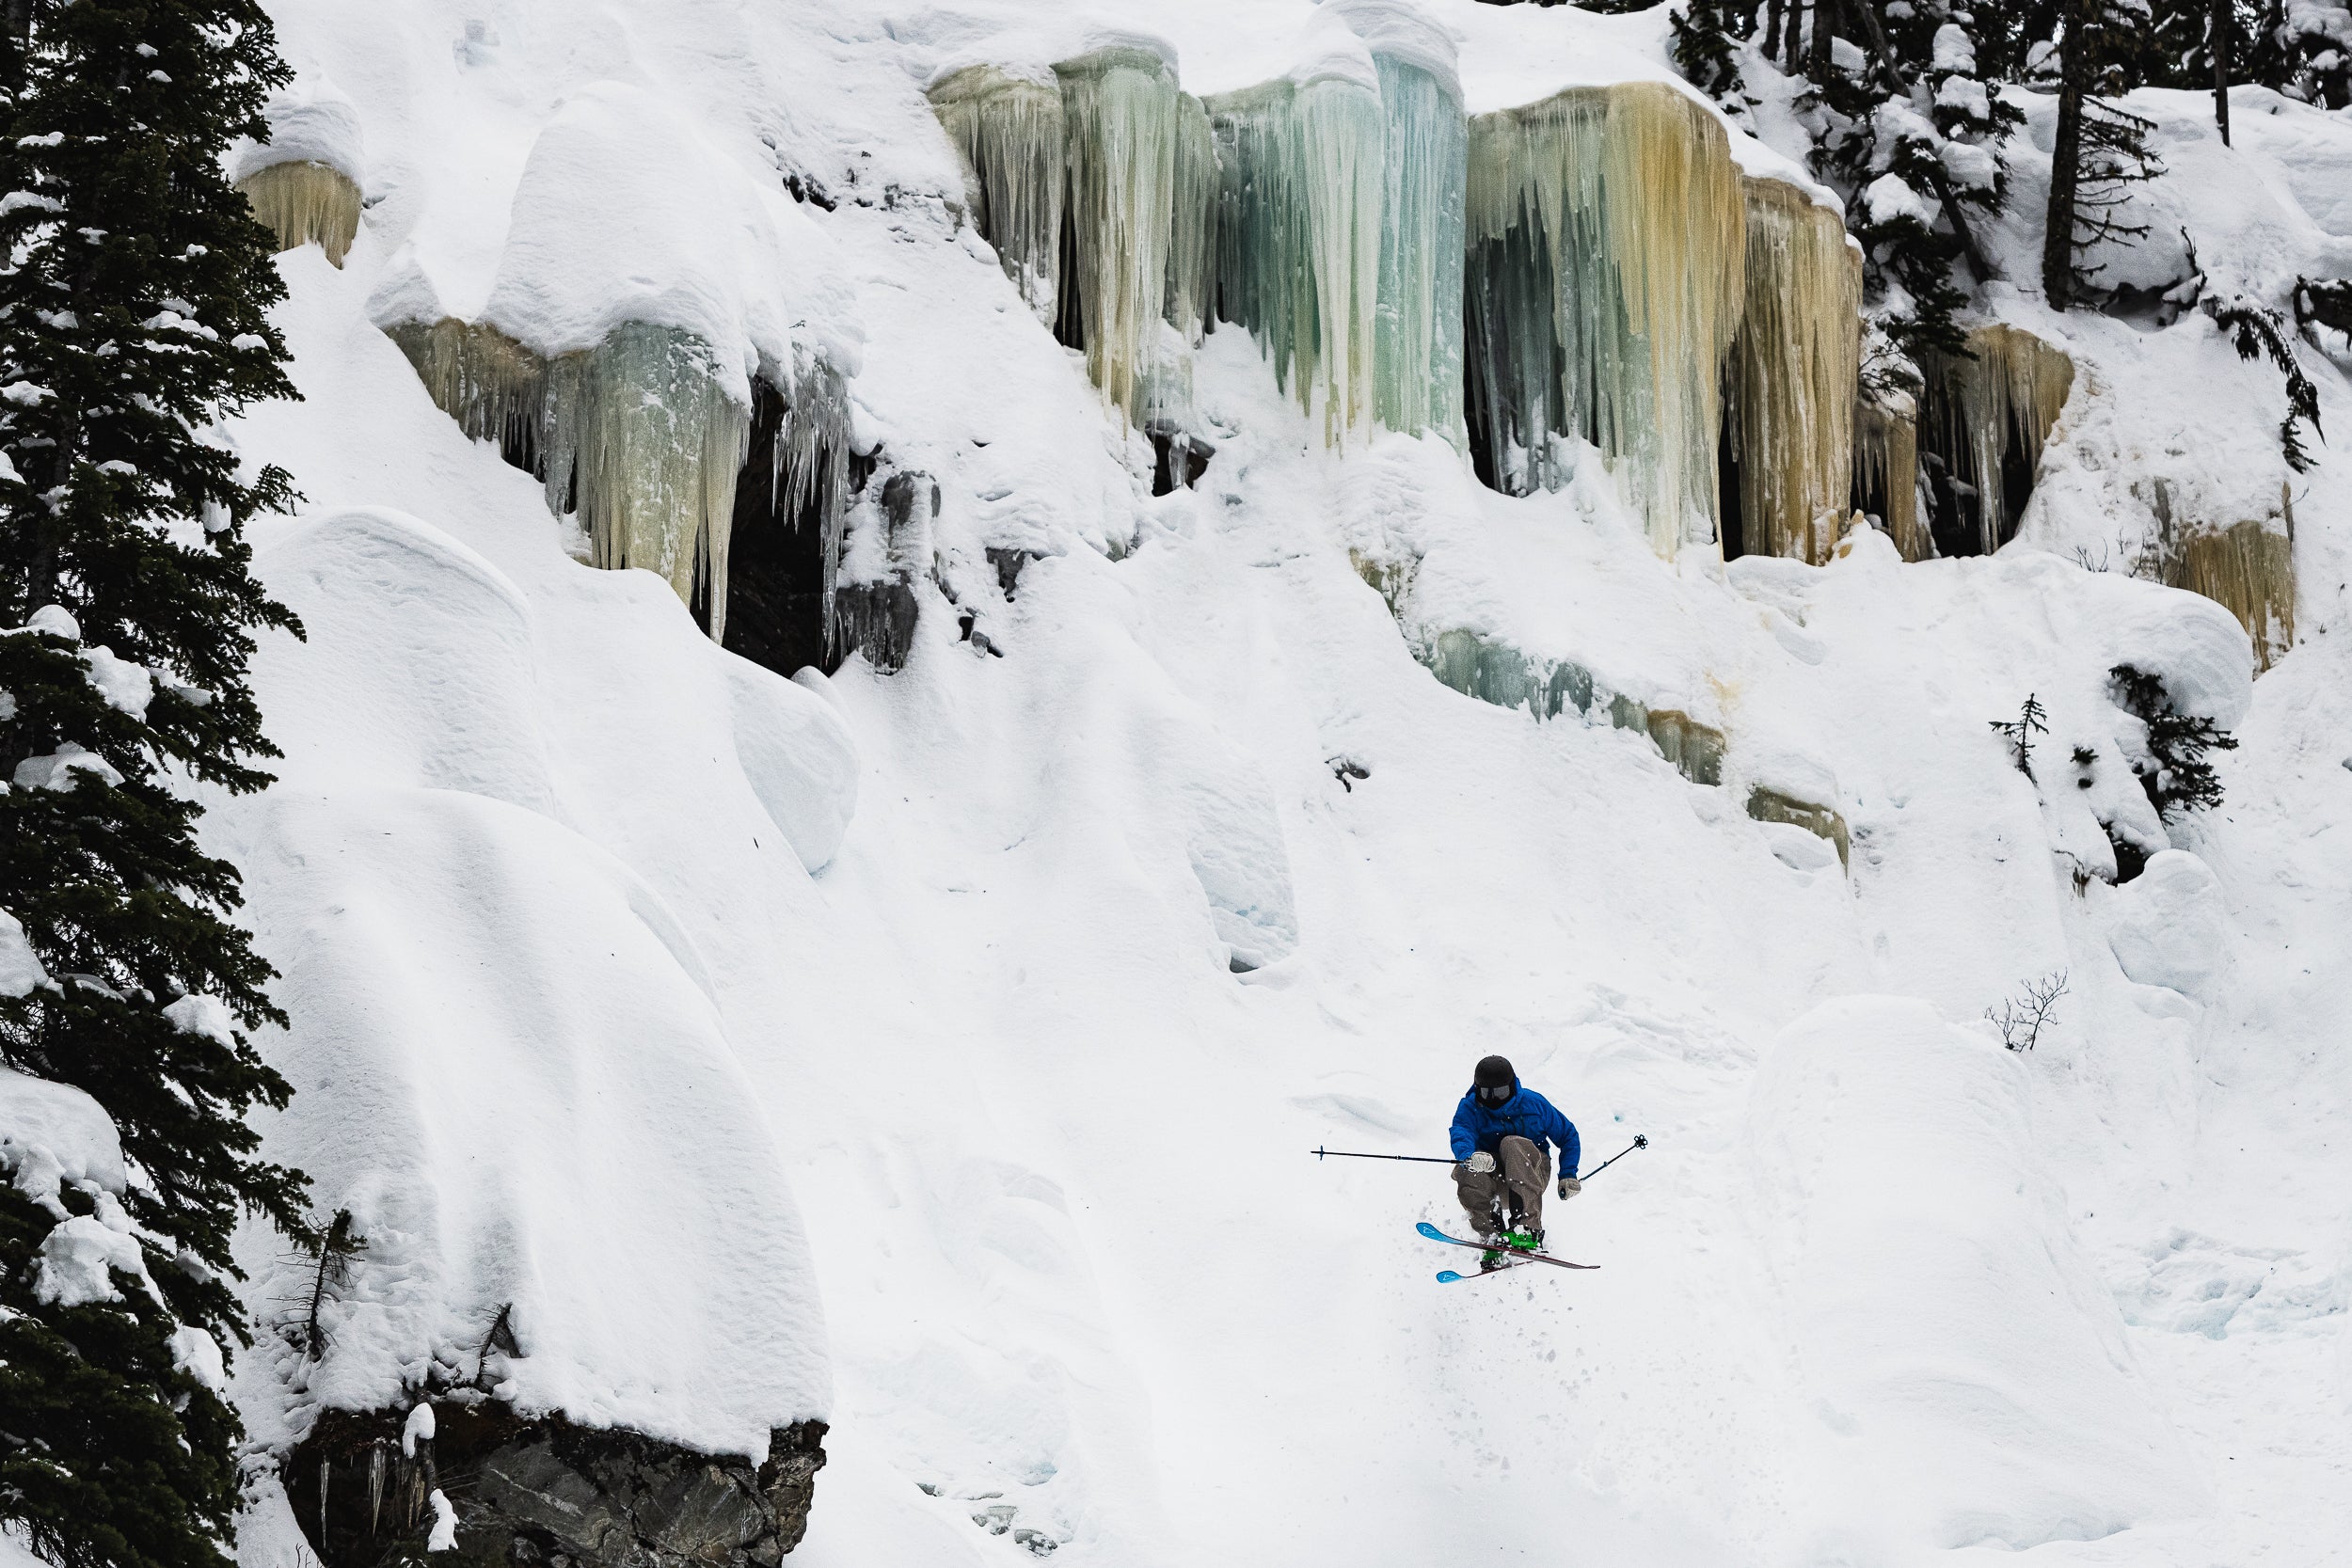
259,508,554,814
2097,850,2232,997
722,657,861,873
234,785,829,1456
1750,997,2204,1554
229,74,366,185
474,82,846,387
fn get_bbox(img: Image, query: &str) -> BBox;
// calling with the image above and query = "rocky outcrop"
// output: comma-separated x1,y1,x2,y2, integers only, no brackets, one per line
832,469,934,673
284,1402,826,1568
1746,785,1851,872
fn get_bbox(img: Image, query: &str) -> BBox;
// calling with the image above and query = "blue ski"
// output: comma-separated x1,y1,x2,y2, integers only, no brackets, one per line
1418,1220,1598,1271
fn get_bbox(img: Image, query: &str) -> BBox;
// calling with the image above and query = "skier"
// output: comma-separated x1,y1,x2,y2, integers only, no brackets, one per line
1450,1055,1580,1268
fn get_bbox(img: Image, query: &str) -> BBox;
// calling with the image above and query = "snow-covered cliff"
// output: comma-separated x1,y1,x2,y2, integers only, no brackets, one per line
216,0,2352,1563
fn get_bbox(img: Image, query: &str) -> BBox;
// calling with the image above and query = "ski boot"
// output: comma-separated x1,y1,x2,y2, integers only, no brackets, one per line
1478,1202,1512,1272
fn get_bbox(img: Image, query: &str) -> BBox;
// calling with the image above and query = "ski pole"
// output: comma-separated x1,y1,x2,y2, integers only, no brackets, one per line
1311,1147,1456,1164
1577,1134,1649,1180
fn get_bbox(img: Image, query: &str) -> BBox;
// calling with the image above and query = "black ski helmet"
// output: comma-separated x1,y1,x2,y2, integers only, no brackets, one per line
1473,1055,1517,1105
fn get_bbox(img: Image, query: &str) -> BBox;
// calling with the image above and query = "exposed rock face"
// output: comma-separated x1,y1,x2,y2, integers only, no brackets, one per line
284,1402,827,1568
1746,785,1851,872
832,469,935,673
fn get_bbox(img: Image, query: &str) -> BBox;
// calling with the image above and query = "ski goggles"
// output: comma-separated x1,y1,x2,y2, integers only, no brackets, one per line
1474,1084,1515,1106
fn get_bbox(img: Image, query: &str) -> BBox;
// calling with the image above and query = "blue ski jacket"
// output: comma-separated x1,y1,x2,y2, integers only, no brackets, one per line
1449,1080,1581,1177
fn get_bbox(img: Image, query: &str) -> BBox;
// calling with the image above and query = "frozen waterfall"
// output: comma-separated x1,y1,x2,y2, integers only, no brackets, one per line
1466,82,1746,558
930,65,1068,325
1728,177,1861,564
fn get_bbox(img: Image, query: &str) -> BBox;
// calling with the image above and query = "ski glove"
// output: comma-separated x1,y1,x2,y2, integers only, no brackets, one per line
1465,1150,1497,1175
1557,1175,1581,1200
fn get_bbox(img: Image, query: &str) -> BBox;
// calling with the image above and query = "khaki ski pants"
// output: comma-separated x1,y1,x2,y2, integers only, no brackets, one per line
1454,1134,1550,1235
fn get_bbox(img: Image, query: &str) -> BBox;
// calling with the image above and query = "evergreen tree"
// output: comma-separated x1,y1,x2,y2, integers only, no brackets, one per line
2272,0,2352,104
1671,0,1754,108
1989,692,2049,777
1793,0,2014,370
2202,293,2323,470
2110,665,2239,819
0,2,310,1565
2043,0,2167,309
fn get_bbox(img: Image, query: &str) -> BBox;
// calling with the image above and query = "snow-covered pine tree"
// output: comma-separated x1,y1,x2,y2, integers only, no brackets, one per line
0,3,310,1566
1670,0,1753,109
1793,0,2013,369
2110,664,2239,817
2267,0,2352,104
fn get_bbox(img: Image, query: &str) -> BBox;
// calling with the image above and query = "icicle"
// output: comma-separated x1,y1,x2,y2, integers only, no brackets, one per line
385,317,549,470
2173,519,2295,672
1466,83,1746,557
1141,317,1197,436
1057,47,1182,423
368,1441,386,1536
546,323,752,626
1730,177,1861,564
1206,65,1385,448
1920,323,2074,553
771,358,855,657
1326,0,1468,446
1166,91,1217,344
1367,53,1466,445
238,160,361,266
928,65,1066,323
1853,390,1926,560
385,316,850,646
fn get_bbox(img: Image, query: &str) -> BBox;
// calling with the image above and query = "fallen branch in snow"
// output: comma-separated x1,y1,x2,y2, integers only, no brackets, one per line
473,1303,521,1387
1986,970,2068,1052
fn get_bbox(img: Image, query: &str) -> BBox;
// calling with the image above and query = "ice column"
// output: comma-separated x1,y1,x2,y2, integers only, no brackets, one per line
1853,390,1926,559
1920,323,2074,553
1368,54,1467,444
1057,47,1183,423
388,317,832,639
385,318,549,470
547,325,753,622
1206,64,1385,447
1466,82,1746,557
771,359,857,655
1166,91,1218,344
928,65,1067,323
1730,176,1861,564
239,161,362,267
1327,0,1468,445
2174,516,2295,672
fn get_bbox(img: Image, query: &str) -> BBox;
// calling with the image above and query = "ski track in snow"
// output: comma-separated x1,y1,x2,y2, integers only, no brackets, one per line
206,1,2352,1563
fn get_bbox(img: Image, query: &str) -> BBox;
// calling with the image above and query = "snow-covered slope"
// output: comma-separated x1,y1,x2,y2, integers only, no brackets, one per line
219,1,2352,1564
